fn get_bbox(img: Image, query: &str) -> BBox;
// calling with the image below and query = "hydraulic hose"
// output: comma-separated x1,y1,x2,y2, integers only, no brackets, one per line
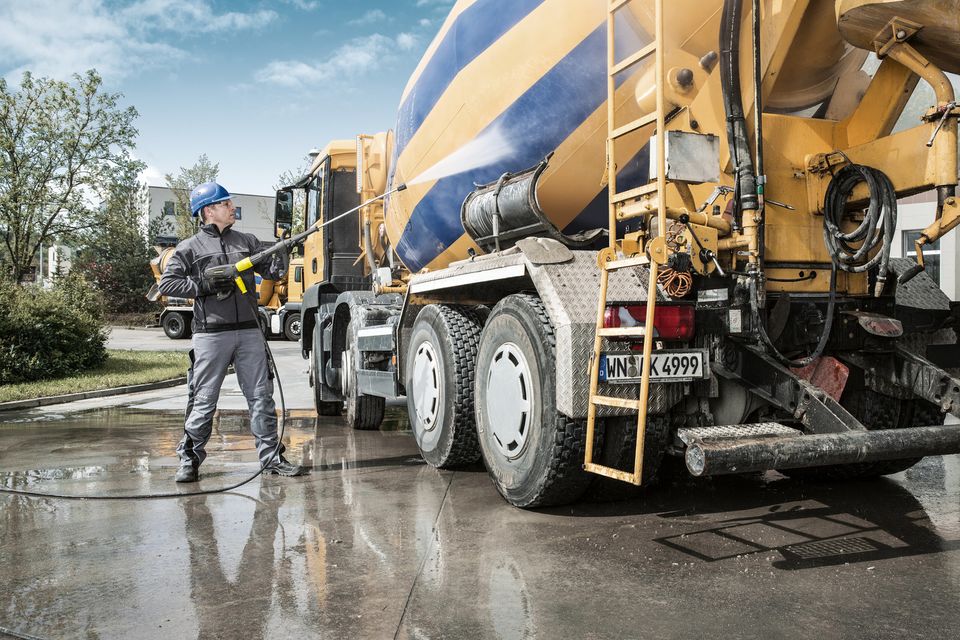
751,263,839,369
822,164,897,297
719,0,758,214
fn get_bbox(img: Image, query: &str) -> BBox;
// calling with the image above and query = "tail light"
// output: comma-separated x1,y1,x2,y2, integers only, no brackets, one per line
602,304,695,341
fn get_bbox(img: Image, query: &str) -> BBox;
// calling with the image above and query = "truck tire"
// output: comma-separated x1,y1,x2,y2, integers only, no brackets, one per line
585,414,671,502
343,319,385,430
406,304,485,468
162,311,190,340
311,319,343,417
284,312,302,342
257,313,269,337
780,389,944,481
474,294,591,508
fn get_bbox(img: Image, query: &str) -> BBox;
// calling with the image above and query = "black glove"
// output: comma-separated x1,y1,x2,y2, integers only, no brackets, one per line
198,271,234,296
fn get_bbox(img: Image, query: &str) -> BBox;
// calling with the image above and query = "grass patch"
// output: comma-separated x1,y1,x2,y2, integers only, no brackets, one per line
0,350,189,403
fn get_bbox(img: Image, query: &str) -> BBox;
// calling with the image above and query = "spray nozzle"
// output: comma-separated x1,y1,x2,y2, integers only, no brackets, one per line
396,183,407,192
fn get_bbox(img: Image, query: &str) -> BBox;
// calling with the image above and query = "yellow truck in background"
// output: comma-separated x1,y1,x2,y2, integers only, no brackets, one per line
148,249,304,341
278,0,960,508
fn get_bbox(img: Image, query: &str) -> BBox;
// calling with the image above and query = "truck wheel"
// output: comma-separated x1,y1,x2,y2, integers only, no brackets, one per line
162,312,190,340
343,319,385,430
585,414,671,502
311,319,343,417
284,312,302,342
406,304,485,468
474,294,591,508
780,389,943,481
257,314,269,337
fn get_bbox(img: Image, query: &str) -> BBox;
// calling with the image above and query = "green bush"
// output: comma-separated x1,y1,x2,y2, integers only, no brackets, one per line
0,274,108,384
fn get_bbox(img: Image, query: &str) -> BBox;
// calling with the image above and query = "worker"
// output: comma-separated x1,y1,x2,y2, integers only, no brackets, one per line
158,181,305,483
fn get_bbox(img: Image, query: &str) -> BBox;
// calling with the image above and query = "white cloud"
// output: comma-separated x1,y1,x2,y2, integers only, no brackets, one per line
416,0,454,7
396,32,419,51
281,0,321,10
348,9,387,26
255,33,416,88
0,0,277,83
121,1,277,34
139,163,167,187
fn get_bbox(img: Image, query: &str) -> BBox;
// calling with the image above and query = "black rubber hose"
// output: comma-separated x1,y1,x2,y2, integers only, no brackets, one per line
751,262,839,368
822,164,897,295
720,0,758,213
0,338,290,500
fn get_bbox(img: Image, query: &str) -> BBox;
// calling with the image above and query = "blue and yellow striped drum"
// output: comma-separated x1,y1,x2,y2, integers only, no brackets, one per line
385,0,865,274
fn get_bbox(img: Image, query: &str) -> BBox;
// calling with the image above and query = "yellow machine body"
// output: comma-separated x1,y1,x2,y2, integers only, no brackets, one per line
366,0,959,297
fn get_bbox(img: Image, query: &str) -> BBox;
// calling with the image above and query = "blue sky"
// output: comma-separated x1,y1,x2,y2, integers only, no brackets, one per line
0,0,456,194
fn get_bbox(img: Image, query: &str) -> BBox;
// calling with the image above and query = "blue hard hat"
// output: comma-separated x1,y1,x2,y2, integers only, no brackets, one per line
189,181,232,216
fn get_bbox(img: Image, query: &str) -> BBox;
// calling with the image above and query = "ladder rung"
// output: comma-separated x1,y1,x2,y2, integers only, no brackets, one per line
610,112,657,140
611,182,659,204
591,395,642,410
584,462,640,485
603,255,650,270
597,327,646,337
610,42,657,76
609,0,632,13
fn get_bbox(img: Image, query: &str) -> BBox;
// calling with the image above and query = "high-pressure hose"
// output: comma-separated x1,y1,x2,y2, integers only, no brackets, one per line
0,304,290,500
719,0,758,217
822,164,897,296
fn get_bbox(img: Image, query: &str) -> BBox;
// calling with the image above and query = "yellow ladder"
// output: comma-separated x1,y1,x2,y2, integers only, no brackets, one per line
584,0,668,485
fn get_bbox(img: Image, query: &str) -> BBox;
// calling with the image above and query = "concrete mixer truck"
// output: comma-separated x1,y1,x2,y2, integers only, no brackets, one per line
277,0,960,508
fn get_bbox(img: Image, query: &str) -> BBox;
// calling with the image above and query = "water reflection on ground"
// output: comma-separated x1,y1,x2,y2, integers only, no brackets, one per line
0,407,958,639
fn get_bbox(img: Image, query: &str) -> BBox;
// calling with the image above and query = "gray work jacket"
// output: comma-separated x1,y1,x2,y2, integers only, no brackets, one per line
158,223,285,334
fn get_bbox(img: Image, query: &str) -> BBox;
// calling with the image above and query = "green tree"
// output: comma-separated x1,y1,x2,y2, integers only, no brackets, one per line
274,155,313,239
73,175,157,313
163,154,219,241
0,70,143,283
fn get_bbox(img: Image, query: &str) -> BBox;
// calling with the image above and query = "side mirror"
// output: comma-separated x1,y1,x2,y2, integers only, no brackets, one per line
274,189,293,239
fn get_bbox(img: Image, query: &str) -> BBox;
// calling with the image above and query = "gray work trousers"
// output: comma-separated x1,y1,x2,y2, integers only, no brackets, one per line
177,328,284,468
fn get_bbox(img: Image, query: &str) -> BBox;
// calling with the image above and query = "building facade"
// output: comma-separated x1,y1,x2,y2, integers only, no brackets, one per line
892,192,959,301
144,186,277,246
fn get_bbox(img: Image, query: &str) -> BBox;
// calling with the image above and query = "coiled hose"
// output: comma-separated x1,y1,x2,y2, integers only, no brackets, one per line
822,164,897,297
753,164,895,367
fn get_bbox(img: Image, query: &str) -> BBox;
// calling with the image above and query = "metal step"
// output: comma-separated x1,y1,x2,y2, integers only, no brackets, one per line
677,423,800,446
603,255,650,270
597,326,646,337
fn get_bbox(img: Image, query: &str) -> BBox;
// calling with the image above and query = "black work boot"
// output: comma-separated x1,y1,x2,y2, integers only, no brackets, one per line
175,461,199,483
265,457,306,477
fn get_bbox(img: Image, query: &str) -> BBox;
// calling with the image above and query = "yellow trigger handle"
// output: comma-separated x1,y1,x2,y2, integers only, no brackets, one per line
234,257,254,294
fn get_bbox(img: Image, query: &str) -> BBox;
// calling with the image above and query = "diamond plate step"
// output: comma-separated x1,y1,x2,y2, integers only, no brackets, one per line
677,422,800,446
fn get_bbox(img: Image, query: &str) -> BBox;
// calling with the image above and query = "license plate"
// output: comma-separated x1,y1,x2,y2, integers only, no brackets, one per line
598,350,708,383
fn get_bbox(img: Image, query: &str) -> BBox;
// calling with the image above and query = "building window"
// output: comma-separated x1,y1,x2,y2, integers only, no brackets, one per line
162,200,176,216
903,230,940,285
234,206,242,220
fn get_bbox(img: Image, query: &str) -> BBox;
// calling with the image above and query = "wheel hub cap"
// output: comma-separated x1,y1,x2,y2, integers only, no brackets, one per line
412,341,441,431
486,343,531,459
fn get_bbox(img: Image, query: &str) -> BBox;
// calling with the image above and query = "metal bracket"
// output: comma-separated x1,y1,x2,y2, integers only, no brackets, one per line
872,17,923,58
716,342,867,434
843,348,960,417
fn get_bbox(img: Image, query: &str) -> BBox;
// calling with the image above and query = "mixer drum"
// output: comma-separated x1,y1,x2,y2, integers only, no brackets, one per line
837,0,960,75
386,0,875,273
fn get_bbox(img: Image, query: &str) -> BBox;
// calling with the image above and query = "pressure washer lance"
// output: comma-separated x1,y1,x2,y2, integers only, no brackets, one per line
204,183,408,298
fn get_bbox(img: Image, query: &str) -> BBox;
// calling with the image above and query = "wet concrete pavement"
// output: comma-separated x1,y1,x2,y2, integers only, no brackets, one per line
1,400,960,639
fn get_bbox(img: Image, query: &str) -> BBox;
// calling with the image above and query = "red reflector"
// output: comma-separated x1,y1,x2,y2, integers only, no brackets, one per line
602,304,695,341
